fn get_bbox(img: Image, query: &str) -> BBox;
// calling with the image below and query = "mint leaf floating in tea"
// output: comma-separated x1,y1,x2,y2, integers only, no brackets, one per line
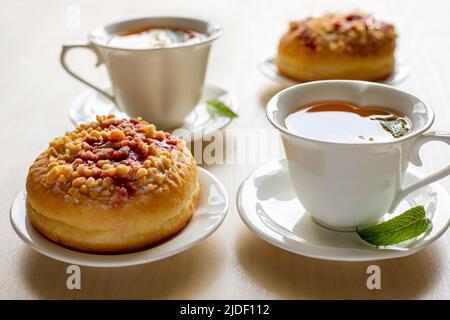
357,205,432,246
379,118,410,138
163,28,188,44
206,99,238,119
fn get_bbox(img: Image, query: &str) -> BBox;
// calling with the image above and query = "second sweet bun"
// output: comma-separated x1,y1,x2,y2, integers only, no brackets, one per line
26,115,199,254
276,11,397,82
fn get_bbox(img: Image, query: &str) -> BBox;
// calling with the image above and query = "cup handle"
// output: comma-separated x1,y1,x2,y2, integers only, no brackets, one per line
60,42,115,102
389,131,450,211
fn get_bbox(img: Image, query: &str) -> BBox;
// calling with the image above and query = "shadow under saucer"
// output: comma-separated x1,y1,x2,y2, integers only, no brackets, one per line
19,237,222,299
236,228,444,299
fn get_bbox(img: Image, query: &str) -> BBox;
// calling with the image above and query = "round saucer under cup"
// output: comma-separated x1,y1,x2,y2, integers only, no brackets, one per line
237,159,450,261
69,84,239,142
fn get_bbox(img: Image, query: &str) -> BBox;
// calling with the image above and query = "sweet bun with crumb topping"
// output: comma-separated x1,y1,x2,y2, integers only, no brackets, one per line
276,11,397,82
26,115,199,254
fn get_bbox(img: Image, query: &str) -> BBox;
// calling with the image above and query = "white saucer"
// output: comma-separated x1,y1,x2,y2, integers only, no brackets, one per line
258,49,411,86
10,167,228,267
237,159,450,261
69,84,239,142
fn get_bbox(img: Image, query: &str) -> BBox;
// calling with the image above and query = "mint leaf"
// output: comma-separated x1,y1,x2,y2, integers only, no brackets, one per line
206,99,238,119
379,119,410,138
357,205,432,246
163,29,187,43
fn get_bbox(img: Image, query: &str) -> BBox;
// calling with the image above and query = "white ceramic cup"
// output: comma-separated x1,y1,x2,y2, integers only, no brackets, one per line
61,17,222,129
267,80,450,230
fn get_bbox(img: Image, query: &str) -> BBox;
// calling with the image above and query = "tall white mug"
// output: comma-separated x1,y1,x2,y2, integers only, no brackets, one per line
267,80,450,230
61,17,222,129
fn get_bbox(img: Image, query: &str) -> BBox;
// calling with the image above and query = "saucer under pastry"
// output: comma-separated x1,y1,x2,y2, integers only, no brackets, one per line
258,49,410,86
69,84,238,142
11,167,228,267
237,159,450,261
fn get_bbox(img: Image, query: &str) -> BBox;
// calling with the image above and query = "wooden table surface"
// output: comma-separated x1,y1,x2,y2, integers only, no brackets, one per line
1,0,450,299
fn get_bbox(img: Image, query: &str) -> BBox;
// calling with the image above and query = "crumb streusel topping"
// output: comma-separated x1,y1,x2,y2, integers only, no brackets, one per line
37,115,191,204
288,11,396,54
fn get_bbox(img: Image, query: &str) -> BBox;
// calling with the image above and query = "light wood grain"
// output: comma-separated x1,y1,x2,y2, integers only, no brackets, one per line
1,0,450,299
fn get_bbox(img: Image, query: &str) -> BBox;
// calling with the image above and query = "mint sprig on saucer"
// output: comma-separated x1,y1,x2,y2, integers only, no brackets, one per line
357,205,432,246
206,99,238,119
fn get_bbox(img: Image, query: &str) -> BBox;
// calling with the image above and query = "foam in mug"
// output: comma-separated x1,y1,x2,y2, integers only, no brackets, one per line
285,101,412,143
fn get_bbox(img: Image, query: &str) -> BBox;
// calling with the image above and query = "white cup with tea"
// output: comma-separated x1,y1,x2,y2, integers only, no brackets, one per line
267,80,450,230
61,17,222,129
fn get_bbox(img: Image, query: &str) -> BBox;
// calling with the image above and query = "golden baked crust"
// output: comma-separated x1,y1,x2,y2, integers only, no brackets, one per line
276,11,397,82
26,115,199,254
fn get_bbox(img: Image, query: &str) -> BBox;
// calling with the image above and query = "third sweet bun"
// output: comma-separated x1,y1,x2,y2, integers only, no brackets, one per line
276,11,397,82
26,115,199,254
